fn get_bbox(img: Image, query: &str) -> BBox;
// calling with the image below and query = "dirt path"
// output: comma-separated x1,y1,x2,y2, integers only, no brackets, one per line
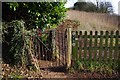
42,71,67,78
2,60,119,79
39,60,68,78
39,60,119,79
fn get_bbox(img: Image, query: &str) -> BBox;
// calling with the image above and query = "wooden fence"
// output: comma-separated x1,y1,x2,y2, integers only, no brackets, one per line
30,28,120,71
71,30,120,69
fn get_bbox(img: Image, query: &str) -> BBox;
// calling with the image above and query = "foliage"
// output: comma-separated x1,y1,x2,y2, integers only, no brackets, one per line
73,2,113,13
97,2,113,13
73,60,119,74
2,2,67,65
2,20,36,65
2,2,67,31
2,63,43,78
73,2,97,12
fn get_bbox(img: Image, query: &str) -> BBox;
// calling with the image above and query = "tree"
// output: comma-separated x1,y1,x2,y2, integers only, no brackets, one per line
97,2,113,13
73,2,87,11
73,1,113,13
73,2,97,12
2,2,67,31
2,2,67,65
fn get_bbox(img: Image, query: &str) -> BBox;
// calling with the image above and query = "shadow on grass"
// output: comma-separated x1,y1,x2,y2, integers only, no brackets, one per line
40,66,66,72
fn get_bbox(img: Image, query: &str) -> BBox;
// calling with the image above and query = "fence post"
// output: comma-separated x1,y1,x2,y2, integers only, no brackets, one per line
67,27,72,69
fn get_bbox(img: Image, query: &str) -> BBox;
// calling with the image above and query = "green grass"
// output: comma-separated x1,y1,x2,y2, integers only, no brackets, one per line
9,73,23,78
73,59,119,74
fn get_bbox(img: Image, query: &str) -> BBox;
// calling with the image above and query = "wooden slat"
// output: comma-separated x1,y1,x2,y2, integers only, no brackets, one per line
94,31,98,62
99,31,103,62
65,30,67,66
55,30,58,66
82,35,120,38
80,47,119,49
109,31,114,64
84,31,87,61
114,31,119,68
89,31,93,62
62,32,65,65
58,31,60,66
76,31,79,60
104,31,109,63
79,31,82,60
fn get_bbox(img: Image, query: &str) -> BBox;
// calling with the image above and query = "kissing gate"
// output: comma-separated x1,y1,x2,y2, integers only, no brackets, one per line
31,28,69,71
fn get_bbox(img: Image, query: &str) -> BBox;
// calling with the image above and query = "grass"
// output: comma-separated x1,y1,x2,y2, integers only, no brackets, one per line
73,60,119,75
9,73,23,78
66,10,120,31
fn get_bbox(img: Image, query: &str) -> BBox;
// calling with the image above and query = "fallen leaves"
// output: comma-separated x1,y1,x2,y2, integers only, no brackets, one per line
2,63,43,78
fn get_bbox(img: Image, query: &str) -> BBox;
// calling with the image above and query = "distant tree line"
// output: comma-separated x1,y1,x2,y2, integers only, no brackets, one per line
72,2,113,13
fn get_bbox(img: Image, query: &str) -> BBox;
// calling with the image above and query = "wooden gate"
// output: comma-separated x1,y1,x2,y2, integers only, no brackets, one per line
31,29,68,70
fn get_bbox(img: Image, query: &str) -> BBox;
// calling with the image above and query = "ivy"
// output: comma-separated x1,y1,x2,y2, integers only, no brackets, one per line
2,20,36,65
2,2,67,65
3,2,67,31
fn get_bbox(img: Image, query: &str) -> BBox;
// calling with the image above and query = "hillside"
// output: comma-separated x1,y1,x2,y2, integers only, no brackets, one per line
65,10,120,31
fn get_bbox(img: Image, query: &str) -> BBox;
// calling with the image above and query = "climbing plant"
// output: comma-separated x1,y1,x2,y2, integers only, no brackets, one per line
2,20,36,65
2,2,67,31
2,2,67,66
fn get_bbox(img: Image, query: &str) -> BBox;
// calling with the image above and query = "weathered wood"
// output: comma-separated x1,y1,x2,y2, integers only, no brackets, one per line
99,31,103,62
79,31,82,60
109,31,114,64
58,31,61,66
115,31,119,61
94,31,98,62
71,30,119,69
104,31,109,62
112,31,119,69
89,31,93,62
52,30,56,60
84,31,87,62
67,27,72,69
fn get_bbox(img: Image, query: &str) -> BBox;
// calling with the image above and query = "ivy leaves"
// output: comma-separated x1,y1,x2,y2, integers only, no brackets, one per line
5,2,67,31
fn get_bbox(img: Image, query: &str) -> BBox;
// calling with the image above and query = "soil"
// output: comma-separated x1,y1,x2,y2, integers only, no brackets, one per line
2,59,120,79
39,60,120,79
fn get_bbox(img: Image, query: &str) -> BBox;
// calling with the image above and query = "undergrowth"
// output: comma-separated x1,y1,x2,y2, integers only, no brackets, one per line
72,60,119,75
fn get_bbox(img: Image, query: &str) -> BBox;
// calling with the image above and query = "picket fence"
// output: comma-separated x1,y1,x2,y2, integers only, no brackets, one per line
31,28,120,70
71,30,120,69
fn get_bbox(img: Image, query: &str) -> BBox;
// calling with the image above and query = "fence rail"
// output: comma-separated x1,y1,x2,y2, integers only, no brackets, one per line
71,30,120,69
30,29,120,71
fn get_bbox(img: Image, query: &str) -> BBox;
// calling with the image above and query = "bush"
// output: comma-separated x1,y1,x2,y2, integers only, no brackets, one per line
2,2,67,30
2,2,67,65
2,20,36,65
73,60,119,74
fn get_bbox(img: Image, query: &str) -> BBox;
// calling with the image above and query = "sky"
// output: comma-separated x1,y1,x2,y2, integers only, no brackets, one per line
65,0,120,15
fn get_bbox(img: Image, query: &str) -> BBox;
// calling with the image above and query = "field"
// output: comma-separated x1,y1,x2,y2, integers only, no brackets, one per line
65,10,120,31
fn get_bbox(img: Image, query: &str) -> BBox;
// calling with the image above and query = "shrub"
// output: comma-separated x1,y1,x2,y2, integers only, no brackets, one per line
2,2,67,30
